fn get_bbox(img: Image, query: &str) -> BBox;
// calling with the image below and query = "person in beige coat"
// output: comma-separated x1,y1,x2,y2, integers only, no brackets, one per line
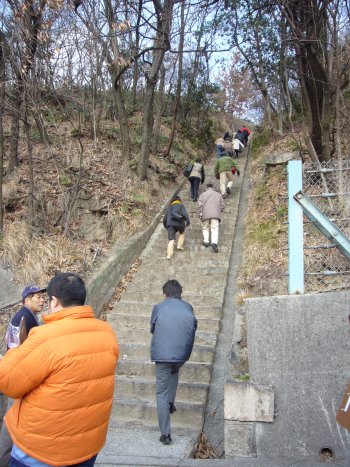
197,183,225,253
188,158,205,202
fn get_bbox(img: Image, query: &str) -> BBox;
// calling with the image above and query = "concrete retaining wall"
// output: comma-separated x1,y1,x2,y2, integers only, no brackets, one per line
86,180,186,316
225,291,350,462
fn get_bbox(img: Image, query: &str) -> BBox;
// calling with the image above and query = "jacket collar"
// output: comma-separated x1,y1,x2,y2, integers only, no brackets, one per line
42,305,95,324
171,200,181,205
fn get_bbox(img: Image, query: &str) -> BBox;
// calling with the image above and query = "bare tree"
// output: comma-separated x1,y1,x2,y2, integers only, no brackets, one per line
0,29,5,234
275,0,347,161
152,63,166,155
138,0,175,179
164,0,185,157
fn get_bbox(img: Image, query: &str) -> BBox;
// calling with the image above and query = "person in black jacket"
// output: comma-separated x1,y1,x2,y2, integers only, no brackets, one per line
163,196,190,260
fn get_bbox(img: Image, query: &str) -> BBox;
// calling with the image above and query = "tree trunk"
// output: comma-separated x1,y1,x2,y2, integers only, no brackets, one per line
131,0,143,112
139,83,155,178
112,76,131,159
164,0,185,157
276,0,332,162
152,65,166,155
0,31,5,233
8,88,22,174
34,112,50,144
102,0,132,160
138,0,174,180
23,91,35,224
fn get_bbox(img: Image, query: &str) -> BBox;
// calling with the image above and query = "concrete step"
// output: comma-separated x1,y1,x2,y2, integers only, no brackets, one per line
118,291,224,308
111,397,204,430
116,360,213,384
125,280,226,297
115,375,209,402
150,238,232,252
136,262,228,274
110,313,221,334
139,250,231,262
115,328,217,348
122,273,227,289
111,302,223,319
118,342,215,364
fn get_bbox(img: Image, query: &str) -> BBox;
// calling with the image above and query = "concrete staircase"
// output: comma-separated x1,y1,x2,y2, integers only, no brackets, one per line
106,157,244,445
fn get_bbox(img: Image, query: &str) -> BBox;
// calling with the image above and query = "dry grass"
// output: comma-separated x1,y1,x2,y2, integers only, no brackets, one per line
194,432,219,459
238,133,291,296
235,288,254,306
2,221,94,287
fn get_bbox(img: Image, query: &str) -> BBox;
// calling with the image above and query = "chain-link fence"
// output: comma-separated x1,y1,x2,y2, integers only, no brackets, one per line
302,159,350,293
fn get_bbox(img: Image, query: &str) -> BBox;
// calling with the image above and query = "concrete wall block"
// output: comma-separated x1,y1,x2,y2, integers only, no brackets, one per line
244,291,350,460
224,381,274,422
225,420,256,458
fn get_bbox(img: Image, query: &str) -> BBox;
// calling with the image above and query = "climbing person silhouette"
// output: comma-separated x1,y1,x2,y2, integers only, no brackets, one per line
233,136,244,158
163,196,190,260
197,183,225,253
214,155,240,198
150,280,197,445
188,158,205,202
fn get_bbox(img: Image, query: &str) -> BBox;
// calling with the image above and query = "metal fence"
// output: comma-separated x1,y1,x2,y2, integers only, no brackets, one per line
302,159,350,293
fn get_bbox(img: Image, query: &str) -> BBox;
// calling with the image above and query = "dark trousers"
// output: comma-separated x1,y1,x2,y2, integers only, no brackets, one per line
189,177,200,201
10,455,97,467
155,362,184,436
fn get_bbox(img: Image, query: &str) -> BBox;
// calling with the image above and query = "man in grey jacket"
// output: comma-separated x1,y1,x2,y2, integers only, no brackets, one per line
150,280,197,444
197,183,225,253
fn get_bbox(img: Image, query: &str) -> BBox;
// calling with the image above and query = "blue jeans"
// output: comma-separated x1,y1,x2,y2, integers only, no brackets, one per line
216,145,224,158
10,455,97,467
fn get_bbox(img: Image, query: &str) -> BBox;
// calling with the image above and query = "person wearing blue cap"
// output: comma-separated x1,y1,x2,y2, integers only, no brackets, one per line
0,284,46,466
5,285,46,349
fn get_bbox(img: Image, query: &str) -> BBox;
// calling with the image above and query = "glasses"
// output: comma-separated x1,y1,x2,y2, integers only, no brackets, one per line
47,296,53,305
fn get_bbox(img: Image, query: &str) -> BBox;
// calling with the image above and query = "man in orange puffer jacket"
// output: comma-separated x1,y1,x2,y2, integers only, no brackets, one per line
0,272,119,467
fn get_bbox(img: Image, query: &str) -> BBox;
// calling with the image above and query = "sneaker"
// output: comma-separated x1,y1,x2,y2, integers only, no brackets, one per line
226,186,232,194
211,243,219,253
160,434,172,444
169,402,177,414
222,193,226,199
203,242,210,247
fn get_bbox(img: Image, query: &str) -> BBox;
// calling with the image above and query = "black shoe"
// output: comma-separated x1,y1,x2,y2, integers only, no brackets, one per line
211,243,218,253
226,187,231,194
169,402,177,414
222,193,226,199
160,434,172,444
203,242,210,247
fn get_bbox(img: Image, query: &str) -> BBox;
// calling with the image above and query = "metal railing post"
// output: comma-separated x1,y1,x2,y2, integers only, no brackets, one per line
288,160,304,293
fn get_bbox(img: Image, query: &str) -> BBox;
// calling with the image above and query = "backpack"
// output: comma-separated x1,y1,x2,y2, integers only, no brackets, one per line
183,163,193,178
171,207,185,221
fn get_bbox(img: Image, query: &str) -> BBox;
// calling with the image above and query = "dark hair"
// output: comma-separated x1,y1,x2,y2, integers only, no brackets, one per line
47,272,86,307
162,279,182,299
195,158,202,163
206,183,213,188
171,195,182,203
